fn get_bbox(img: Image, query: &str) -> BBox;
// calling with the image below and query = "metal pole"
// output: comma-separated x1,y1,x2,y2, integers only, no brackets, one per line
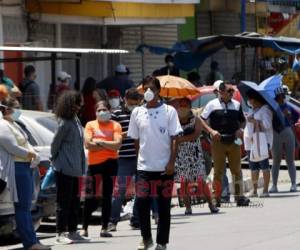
241,0,246,80
75,53,81,91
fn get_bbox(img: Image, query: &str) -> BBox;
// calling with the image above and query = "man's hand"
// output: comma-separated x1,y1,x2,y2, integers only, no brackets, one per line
210,130,221,141
165,161,175,176
235,128,244,139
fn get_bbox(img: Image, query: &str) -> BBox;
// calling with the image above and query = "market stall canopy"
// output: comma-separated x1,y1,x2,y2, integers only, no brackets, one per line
136,32,300,71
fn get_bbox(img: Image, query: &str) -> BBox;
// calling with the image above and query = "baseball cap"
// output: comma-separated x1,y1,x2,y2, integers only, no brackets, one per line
213,80,224,91
108,89,121,98
57,71,71,81
115,64,127,73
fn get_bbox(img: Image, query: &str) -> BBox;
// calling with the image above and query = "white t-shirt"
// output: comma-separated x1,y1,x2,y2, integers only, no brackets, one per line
243,105,273,151
128,103,182,172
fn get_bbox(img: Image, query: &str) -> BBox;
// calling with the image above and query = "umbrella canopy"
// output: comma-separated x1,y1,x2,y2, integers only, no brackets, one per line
237,78,285,126
137,75,200,98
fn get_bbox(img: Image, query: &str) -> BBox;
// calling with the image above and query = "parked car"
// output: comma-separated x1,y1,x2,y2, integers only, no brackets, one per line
0,110,57,237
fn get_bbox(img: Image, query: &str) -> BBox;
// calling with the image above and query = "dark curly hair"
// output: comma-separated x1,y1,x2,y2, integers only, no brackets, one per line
55,90,82,120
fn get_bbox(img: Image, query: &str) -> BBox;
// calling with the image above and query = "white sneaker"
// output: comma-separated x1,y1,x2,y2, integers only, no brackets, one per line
269,185,278,193
290,184,298,192
155,244,167,250
55,233,73,245
68,231,90,243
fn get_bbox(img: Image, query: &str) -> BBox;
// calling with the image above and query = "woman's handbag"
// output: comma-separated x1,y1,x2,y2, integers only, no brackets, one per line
250,121,269,162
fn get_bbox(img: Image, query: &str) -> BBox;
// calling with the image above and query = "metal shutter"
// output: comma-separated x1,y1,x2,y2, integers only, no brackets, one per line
120,26,143,85
121,25,178,85
197,11,256,82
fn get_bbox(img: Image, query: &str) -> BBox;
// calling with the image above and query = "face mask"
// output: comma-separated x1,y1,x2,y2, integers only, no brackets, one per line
109,98,120,109
178,108,190,118
144,88,155,102
96,111,111,122
127,105,138,112
11,109,21,121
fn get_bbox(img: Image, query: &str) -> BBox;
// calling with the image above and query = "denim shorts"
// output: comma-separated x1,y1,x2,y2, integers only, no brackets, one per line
247,151,270,171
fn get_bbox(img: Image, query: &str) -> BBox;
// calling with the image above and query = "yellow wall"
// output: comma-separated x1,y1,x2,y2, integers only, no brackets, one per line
26,1,195,18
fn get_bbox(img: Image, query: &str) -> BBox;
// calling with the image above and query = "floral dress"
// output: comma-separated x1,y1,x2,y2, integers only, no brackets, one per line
175,115,206,183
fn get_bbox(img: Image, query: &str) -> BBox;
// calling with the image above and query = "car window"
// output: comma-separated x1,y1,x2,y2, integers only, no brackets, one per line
192,93,216,109
35,116,58,133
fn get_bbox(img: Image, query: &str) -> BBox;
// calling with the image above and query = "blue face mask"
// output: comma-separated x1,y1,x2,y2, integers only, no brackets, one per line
11,109,21,121
292,56,300,72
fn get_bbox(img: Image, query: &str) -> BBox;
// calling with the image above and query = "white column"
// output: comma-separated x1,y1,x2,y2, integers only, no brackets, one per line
102,26,108,78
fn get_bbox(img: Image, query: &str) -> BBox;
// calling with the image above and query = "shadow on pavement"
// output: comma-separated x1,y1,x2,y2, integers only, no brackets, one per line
266,194,299,198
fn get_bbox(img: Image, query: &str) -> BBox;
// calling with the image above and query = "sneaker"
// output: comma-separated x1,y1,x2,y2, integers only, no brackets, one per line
137,238,154,250
155,244,167,250
269,185,278,193
28,243,52,250
184,208,192,215
208,203,220,214
236,196,250,207
290,184,298,192
259,192,270,198
68,231,90,243
55,233,73,245
107,223,117,232
100,229,113,238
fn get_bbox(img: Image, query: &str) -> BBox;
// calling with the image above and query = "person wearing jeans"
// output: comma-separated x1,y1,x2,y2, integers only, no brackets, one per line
270,87,298,193
128,76,182,250
109,88,142,231
51,91,87,245
0,98,50,250
83,100,122,238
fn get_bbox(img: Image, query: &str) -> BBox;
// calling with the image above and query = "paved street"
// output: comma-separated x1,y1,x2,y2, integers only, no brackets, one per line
2,179,300,250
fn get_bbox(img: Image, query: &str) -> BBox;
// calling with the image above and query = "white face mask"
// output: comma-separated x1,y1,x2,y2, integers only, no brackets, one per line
144,88,155,102
109,98,120,109
96,111,111,122
11,109,21,121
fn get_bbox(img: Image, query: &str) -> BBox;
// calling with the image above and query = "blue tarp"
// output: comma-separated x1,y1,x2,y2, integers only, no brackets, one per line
136,33,300,71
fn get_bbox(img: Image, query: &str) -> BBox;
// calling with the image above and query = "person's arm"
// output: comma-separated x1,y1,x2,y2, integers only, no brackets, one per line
177,117,202,143
165,136,178,175
84,122,103,151
235,105,246,138
93,123,122,151
200,101,221,141
51,120,69,158
0,123,35,159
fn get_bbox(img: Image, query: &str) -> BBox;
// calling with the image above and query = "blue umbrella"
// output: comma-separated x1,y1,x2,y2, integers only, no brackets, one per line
237,79,285,127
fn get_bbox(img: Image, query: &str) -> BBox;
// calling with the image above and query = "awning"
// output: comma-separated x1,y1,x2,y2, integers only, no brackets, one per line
137,32,300,70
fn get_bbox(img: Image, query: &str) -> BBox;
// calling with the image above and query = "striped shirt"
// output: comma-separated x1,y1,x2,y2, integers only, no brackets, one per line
112,108,136,158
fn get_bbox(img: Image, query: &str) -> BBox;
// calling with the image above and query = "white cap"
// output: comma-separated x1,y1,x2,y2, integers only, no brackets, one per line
115,64,127,73
57,71,71,81
213,80,224,91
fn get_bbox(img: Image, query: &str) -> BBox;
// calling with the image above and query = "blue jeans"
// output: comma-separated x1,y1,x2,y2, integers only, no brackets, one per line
14,162,37,249
111,158,138,225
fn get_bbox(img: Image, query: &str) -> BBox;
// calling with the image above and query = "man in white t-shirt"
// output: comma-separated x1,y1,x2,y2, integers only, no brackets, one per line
128,76,182,250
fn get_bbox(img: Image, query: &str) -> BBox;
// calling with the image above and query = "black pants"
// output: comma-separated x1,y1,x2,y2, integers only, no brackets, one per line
136,171,174,245
55,171,80,233
82,159,118,230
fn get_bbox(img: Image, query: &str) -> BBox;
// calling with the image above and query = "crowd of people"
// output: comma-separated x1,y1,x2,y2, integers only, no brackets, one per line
0,55,299,250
